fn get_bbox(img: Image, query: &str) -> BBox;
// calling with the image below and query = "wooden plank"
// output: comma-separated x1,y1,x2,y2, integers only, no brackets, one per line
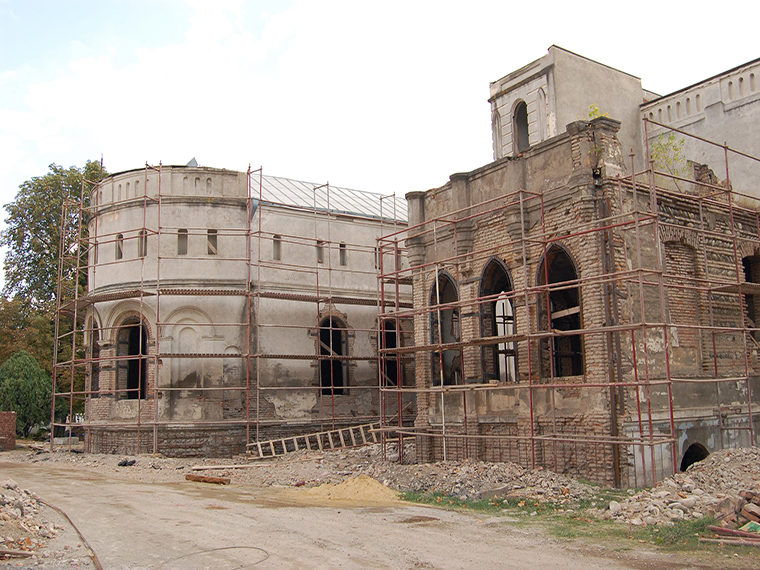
269,441,276,456
317,434,323,450
359,425,368,444
280,439,287,455
349,427,357,446
293,437,299,451
185,473,230,485
338,429,346,447
327,432,335,449
256,442,263,458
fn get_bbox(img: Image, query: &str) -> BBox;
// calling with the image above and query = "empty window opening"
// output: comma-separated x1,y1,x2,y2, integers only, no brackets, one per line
538,246,583,377
739,76,745,97
137,229,148,258
93,240,98,266
316,240,325,264
743,255,760,341
115,234,124,260
273,234,282,261
177,229,188,256
380,319,400,386
728,80,734,100
116,318,147,400
319,317,346,395
686,97,691,114
339,242,347,266
89,322,100,397
207,229,217,255
513,100,529,154
430,273,461,385
480,259,516,382
751,73,756,92
680,442,709,472
696,94,702,111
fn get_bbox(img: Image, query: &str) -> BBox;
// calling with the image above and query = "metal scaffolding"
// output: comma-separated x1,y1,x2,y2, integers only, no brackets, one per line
376,120,759,486
51,164,411,455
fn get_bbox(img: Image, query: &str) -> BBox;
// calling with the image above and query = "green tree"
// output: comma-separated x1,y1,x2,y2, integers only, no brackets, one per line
0,350,51,436
1,161,107,308
0,298,54,374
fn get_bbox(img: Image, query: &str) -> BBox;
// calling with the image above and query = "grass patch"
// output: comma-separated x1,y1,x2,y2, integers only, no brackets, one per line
401,490,758,556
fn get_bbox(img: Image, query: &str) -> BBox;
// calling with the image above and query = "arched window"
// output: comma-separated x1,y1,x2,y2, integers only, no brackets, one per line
319,317,347,395
272,234,282,261
742,255,760,341
513,100,529,154
480,259,516,382
116,317,148,399
115,234,124,260
537,246,583,377
138,229,148,258
177,229,188,256
380,319,400,386
89,321,100,397
430,272,461,385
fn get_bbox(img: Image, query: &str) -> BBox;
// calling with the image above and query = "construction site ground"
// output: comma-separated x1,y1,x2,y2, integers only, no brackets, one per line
1,442,759,569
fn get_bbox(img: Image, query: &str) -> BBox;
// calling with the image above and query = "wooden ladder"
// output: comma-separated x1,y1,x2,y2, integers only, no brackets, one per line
246,422,380,459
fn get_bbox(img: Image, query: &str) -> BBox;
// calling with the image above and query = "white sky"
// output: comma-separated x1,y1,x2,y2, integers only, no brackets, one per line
0,1,757,234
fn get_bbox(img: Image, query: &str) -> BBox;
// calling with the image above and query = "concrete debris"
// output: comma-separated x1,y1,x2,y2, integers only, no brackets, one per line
591,447,760,526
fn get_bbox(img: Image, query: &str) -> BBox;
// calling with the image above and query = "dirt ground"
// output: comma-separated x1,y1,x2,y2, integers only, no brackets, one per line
1,442,758,569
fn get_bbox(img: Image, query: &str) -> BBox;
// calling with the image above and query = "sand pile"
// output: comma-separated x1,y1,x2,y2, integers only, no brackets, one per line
301,474,400,504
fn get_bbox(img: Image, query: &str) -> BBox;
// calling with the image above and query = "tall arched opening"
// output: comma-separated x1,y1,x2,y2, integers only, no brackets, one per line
513,100,529,154
380,319,400,386
430,272,461,385
480,259,516,382
319,317,347,395
116,317,148,399
537,246,583,377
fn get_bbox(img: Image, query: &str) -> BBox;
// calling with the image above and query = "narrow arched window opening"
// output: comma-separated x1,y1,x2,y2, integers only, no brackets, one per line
177,228,188,256
430,273,461,385
272,234,282,261
115,234,124,260
380,319,400,386
137,229,147,258
319,317,346,395
513,100,529,154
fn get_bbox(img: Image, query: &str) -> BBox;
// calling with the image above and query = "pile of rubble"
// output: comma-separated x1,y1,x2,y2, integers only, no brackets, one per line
0,479,60,560
595,447,760,526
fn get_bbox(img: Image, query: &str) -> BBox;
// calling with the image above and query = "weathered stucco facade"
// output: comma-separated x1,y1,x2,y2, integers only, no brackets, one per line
76,165,411,456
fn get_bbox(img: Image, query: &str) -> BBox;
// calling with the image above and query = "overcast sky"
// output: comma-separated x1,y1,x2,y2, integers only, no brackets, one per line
0,1,757,215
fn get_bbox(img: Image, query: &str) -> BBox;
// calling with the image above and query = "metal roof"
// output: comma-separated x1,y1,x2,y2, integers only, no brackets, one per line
257,174,407,222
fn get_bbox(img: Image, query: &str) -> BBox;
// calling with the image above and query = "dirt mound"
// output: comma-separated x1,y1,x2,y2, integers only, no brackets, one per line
301,474,400,504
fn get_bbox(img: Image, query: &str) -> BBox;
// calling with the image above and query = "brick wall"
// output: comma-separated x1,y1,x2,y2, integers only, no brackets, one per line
0,411,16,451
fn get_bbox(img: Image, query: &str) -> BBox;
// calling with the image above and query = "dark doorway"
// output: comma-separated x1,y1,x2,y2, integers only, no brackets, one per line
680,442,709,471
538,246,583,377
117,318,147,399
319,317,346,395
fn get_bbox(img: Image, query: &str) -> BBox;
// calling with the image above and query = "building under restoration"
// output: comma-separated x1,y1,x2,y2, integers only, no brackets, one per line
53,165,412,456
377,48,760,487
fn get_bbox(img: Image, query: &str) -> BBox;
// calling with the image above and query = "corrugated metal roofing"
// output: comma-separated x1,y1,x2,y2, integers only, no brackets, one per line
258,174,407,222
